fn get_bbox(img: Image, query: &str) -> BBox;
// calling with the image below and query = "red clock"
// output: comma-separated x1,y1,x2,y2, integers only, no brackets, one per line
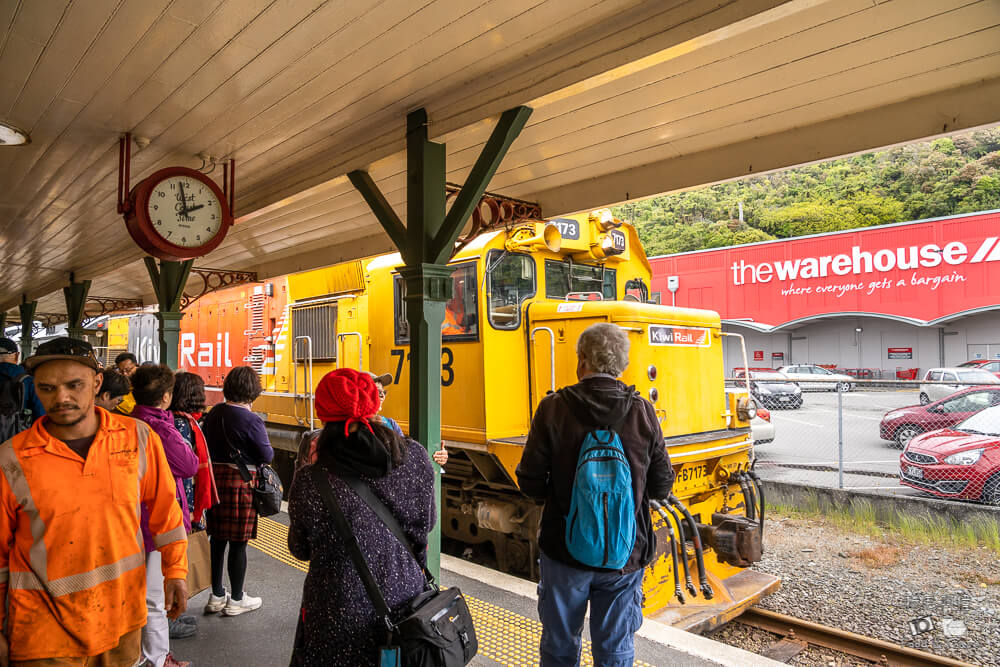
123,166,232,261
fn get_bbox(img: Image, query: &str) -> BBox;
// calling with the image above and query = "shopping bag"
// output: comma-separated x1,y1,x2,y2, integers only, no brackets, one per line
185,530,212,597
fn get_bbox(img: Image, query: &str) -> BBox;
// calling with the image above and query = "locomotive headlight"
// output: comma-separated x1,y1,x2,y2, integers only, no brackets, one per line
944,448,983,466
647,365,657,381
649,387,659,403
737,396,757,421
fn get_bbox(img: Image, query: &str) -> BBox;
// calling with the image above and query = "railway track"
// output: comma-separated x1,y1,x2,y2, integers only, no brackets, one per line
738,608,979,667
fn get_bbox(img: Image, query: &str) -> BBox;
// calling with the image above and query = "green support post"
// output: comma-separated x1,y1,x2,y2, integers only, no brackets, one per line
349,106,532,580
18,298,36,359
144,258,193,369
63,275,92,340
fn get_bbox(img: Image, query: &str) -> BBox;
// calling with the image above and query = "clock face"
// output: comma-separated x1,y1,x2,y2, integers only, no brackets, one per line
146,175,224,247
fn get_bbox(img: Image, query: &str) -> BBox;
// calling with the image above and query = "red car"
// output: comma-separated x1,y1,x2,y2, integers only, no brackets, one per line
879,386,1000,448
959,359,1000,379
899,405,1000,505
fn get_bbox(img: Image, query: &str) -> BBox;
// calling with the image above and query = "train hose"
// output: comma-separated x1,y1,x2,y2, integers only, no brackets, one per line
669,495,714,600
744,472,759,524
650,500,684,604
662,500,696,598
748,470,765,538
735,473,755,522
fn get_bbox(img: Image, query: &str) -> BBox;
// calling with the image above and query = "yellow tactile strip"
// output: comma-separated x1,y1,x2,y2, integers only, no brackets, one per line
251,517,654,667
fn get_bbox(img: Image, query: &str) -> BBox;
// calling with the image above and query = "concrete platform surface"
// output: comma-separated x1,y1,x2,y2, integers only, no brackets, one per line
171,515,782,666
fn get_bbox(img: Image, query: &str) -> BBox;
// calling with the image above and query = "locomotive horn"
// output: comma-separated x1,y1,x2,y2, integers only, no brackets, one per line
651,500,684,604
505,223,561,253
669,495,714,600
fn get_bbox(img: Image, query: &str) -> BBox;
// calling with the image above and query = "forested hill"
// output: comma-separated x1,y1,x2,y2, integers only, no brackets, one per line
616,127,1000,257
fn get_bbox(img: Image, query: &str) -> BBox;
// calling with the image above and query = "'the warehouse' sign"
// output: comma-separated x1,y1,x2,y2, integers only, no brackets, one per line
649,210,1000,328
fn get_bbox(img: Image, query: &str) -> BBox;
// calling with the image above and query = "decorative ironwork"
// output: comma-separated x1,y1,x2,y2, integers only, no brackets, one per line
445,183,542,254
181,267,258,309
86,296,144,317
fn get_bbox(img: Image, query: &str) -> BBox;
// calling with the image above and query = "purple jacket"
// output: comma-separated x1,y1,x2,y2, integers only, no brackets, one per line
132,405,200,548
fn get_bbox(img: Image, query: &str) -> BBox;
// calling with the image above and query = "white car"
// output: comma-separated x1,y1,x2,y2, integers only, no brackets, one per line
919,367,1000,405
777,364,855,391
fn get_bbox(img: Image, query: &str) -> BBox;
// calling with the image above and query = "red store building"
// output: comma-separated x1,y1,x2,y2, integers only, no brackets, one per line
649,209,1000,377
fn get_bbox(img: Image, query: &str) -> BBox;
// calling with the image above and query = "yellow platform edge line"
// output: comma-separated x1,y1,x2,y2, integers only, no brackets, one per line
251,517,654,667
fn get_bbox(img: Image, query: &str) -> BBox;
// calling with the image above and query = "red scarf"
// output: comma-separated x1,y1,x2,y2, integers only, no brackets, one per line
178,411,219,524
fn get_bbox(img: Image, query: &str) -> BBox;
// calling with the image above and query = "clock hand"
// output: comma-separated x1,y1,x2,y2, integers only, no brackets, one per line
177,182,190,216
186,204,204,213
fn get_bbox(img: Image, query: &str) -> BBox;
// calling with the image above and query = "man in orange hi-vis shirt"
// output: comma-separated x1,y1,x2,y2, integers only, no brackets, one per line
0,338,188,666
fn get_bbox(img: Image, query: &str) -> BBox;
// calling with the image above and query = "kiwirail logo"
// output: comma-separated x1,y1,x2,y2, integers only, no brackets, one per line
730,237,1000,286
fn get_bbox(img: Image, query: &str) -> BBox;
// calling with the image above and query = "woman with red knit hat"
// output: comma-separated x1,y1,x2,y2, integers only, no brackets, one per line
287,368,435,666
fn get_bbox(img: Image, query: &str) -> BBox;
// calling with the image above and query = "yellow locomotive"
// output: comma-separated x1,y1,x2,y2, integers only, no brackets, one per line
175,210,778,632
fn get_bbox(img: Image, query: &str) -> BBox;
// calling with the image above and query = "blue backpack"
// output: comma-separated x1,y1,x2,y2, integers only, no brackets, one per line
565,416,636,569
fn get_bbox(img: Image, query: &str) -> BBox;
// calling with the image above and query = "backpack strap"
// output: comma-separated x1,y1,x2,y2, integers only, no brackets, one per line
334,465,435,585
308,464,395,629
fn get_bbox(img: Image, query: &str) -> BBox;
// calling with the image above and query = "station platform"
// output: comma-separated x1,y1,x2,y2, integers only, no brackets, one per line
173,514,780,666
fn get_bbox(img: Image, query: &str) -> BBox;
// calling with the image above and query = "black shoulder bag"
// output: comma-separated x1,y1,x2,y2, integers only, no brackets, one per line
308,463,478,667
220,413,283,518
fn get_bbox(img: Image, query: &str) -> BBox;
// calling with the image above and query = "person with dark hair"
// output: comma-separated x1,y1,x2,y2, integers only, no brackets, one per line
114,353,140,414
201,366,272,617
287,368,435,666
130,365,199,667
115,352,139,377
0,337,45,440
0,338,188,666
95,368,131,413
170,372,217,533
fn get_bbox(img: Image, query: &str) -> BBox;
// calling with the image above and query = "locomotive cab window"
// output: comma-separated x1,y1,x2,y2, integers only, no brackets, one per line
394,262,479,344
544,259,616,301
486,251,535,330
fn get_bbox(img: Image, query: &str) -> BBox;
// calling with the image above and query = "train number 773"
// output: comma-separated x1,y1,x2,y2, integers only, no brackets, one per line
390,347,455,387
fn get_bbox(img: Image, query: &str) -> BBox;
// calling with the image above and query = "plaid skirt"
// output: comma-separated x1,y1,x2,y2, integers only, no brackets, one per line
207,463,259,542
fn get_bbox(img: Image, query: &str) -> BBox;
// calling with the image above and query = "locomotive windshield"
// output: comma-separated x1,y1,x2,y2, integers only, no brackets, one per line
393,262,479,343
486,251,536,330
544,259,616,301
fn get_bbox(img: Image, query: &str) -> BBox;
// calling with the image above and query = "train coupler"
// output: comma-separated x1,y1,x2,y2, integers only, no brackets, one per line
697,513,763,568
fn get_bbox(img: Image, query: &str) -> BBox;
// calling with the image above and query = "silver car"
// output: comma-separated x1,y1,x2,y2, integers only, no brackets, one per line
777,364,855,391
919,367,1000,404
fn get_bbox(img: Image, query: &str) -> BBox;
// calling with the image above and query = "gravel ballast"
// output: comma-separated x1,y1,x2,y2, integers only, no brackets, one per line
708,514,999,666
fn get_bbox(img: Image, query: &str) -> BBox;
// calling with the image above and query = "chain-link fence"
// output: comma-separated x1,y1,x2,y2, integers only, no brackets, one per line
726,373,1000,506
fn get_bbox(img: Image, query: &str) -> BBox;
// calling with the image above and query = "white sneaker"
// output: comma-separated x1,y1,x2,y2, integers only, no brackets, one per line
223,593,262,616
204,591,228,614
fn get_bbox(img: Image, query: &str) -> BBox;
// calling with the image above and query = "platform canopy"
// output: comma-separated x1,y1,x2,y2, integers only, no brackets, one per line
2,0,999,319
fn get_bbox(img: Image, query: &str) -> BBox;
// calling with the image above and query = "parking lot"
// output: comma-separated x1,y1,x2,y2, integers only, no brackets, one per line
752,387,922,493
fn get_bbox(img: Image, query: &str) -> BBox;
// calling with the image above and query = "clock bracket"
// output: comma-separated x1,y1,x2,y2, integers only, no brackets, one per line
116,132,236,216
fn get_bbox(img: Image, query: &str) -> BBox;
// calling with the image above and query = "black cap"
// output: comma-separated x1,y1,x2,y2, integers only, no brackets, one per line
23,337,100,373
0,338,17,355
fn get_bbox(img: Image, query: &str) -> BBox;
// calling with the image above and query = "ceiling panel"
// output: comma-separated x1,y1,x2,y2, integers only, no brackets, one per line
3,0,1000,324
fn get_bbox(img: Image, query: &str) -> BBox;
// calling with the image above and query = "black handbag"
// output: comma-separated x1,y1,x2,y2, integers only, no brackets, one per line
309,463,478,667
221,413,283,518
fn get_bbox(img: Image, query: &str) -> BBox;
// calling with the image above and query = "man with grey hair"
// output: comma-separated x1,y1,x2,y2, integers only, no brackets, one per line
517,322,673,666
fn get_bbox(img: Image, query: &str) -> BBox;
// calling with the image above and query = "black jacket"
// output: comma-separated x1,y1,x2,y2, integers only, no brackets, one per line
516,375,674,573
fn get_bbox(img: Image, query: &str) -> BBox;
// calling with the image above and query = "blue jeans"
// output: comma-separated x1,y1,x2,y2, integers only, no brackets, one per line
537,553,645,667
